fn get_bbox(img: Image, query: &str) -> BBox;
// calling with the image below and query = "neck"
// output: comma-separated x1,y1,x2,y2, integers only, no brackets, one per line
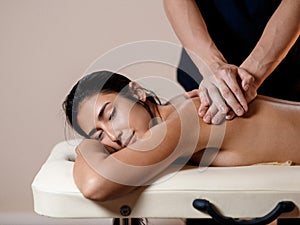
153,101,177,123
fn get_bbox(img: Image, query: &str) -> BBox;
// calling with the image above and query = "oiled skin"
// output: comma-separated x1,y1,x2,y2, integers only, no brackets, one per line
74,95,300,201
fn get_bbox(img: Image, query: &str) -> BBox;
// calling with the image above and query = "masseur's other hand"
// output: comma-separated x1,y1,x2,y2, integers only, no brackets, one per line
225,68,258,121
238,67,258,103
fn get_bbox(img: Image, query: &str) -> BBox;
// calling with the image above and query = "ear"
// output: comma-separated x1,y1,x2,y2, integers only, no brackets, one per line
129,81,146,102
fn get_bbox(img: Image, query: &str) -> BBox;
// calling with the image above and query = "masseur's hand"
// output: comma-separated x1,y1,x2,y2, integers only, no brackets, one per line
237,67,258,104
222,68,258,121
186,65,256,124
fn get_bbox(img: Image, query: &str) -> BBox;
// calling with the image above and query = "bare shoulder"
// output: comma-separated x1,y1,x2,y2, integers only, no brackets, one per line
161,94,200,121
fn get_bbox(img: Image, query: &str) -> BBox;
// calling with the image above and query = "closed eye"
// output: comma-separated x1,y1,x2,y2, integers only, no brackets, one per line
109,107,116,120
97,130,104,140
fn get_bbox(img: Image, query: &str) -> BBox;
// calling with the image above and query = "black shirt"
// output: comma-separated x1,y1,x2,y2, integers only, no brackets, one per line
177,0,300,101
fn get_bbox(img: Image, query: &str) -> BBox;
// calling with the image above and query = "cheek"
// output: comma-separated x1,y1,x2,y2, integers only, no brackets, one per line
128,106,152,133
111,101,152,136
111,109,131,130
111,100,134,129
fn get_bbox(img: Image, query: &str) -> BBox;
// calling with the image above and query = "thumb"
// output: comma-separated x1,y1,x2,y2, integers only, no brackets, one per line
244,85,257,103
184,89,200,98
238,68,255,92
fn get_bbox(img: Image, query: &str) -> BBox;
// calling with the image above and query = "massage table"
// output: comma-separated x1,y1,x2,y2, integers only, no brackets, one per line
32,140,300,225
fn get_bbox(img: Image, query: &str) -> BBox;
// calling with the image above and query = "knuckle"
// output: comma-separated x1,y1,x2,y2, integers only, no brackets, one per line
204,99,210,106
221,88,231,98
200,101,209,108
212,114,226,124
223,70,232,78
223,67,235,77
219,105,229,114
232,86,241,94
200,99,210,107
200,84,209,91
207,86,217,95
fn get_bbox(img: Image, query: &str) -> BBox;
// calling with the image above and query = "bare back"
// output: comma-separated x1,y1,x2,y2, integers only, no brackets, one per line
190,96,300,166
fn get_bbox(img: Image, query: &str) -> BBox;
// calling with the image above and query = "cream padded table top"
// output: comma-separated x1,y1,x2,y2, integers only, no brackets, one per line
32,140,300,219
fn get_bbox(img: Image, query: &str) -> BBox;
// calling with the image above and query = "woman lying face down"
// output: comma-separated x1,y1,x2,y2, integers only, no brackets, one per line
63,71,300,201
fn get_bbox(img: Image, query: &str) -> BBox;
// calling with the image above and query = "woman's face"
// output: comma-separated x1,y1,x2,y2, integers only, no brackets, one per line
77,92,153,153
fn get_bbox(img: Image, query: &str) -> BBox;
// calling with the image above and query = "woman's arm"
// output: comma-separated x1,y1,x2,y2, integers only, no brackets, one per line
73,144,137,201
74,98,200,201
240,0,300,96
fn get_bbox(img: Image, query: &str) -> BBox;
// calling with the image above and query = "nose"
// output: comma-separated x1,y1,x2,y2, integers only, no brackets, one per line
106,130,121,142
103,123,122,143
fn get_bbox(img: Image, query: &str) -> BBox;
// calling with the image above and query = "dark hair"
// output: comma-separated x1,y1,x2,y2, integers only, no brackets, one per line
62,70,161,137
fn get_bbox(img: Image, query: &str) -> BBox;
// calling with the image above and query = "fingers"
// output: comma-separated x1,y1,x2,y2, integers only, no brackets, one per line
238,68,258,103
184,89,199,98
185,87,227,124
196,64,259,124
217,79,247,116
208,65,248,117
225,110,236,120
223,70,257,122
185,85,229,124
198,87,210,117
245,88,257,103
198,79,246,124
204,105,227,124
238,68,255,92
201,85,228,124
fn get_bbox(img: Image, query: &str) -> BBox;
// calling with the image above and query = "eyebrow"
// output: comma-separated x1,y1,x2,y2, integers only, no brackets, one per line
87,102,110,137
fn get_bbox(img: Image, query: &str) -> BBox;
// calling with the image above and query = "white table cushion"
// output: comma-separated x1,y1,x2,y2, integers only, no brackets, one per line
32,140,300,219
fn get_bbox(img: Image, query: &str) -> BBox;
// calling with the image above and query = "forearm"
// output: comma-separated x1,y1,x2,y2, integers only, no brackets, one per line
73,143,136,201
240,0,300,86
163,0,226,71
74,129,180,201
163,0,252,120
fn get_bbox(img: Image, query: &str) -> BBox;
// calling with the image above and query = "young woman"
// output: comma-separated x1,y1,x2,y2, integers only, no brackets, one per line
63,70,300,202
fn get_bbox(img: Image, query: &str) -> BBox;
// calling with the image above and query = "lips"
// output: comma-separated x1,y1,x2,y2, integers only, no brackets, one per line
123,131,135,147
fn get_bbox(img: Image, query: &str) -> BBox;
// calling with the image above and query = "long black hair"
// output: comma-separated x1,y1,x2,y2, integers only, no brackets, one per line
62,70,161,138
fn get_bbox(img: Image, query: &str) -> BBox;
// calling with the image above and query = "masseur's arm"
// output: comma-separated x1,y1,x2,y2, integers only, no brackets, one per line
163,0,253,124
73,100,200,201
240,0,300,96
